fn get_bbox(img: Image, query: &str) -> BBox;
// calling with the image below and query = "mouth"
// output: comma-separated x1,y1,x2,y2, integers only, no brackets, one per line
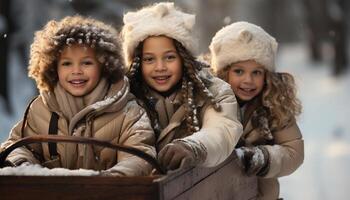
152,75,171,84
238,87,256,95
68,79,88,87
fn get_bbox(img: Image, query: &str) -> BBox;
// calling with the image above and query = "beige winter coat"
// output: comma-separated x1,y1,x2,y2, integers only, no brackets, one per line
1,78,156,176
239,100,304,200
151,69,243,167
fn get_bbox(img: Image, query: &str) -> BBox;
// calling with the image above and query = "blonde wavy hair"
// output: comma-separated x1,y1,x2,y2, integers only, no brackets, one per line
217,66,302,132
28,15,124,93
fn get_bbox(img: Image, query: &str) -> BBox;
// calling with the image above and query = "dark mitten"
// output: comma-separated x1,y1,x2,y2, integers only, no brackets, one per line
235,146,269,176
2,159,30,167
2,160,15,167
158,140,207,171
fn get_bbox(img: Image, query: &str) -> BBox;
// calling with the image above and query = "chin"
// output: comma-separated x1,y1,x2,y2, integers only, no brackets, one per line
238,96,254,102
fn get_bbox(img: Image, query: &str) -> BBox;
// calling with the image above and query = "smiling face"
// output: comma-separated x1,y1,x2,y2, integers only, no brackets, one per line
57,44,101,97
141,36,183,93
227,60,265,101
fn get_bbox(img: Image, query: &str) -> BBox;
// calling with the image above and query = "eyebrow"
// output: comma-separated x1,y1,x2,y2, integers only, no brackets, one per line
143,49,177,55
60,56,94,60
231,65,264,69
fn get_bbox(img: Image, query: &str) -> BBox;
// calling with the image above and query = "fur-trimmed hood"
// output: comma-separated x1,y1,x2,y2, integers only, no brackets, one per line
28,15,124,93
121,2,196,68
210,21,278,73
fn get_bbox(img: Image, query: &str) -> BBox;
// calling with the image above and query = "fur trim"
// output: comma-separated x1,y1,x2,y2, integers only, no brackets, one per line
28,15,124,93
121,2,196,68
209,21,278,73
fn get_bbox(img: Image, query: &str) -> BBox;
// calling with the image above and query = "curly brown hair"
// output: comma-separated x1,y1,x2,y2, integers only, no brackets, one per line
127,39,220,135
217,66,302,132
28,15,125,93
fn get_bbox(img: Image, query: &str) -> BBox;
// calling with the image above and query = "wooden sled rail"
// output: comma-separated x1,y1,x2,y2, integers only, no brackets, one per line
0,153,258,200
0,135,165,174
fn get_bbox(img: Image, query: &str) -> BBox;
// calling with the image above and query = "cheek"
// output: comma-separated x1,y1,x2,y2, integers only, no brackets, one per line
228,80,240,93
173,63,182,79
256,77,265,90
227,73,239,89
57,67,67,80
141,65,149,78
92,71,101,82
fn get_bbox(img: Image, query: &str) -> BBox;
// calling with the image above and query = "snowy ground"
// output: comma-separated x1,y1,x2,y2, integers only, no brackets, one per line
1,42,350,199
277,43,350,200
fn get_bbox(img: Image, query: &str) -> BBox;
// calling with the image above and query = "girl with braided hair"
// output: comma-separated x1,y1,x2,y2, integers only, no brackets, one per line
210,21,304,199
122,2,242,171
0,16,156,176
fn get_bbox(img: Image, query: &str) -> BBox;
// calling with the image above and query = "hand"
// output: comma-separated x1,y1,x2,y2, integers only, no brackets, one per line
158,141,198,171
2,159,30,167
235,146,269,176
2,160,15,167
99,170,123,177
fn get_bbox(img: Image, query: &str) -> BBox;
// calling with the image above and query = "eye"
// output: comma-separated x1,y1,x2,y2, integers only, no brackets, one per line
252,70,264,76
233,68,243,75
60,61,71,66
82,60,94,66
164,54,177,61
142,56,155,64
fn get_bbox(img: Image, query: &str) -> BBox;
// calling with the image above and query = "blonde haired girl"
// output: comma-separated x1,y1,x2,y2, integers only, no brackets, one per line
210,21,304,200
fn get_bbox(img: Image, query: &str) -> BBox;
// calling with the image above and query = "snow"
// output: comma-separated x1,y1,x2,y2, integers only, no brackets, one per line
91,93,119,110
132,112,151,130
276,43,350,200
235,148,244,159
1,40,350,198
0,163,99,176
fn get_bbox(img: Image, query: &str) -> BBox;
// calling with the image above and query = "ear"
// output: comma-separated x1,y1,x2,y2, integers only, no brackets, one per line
271,39,278,54
126,25,133,32
123,12,137,24
238,30,253,43
210,40,221,55
183,14,195,31
154,2,171,18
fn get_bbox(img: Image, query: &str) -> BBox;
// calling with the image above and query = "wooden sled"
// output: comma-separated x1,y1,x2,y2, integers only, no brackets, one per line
0,135,257,200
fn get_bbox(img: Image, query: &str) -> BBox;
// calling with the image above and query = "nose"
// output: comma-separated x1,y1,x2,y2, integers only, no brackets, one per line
72,64,83,75
154,60,166,72
242,74,253,83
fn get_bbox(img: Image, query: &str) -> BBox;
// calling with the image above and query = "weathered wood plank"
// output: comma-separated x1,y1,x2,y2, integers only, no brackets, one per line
0,176,159,200
156,153,258,200
0,154,257,200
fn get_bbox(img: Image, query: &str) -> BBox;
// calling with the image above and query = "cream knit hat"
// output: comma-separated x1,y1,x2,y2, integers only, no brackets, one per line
121,2,196,68
209,21,278,73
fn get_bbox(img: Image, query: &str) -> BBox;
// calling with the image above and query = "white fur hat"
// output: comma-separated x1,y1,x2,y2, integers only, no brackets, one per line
121,2,196,68
209,21,278,73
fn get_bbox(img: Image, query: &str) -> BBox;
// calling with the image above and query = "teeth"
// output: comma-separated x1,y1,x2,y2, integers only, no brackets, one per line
70,80,86,84
241,88,254,92
154,76,169,80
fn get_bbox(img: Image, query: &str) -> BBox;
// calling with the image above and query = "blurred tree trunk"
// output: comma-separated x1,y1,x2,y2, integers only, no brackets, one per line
197,0,234,52
0,0,12,113
303,0,348,76
329,0,348,75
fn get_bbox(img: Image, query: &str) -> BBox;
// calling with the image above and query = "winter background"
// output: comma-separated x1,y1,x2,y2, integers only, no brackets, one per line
1,0,350,199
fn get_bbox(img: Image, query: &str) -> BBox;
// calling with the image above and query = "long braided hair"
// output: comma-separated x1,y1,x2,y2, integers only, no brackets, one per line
127,39,220,135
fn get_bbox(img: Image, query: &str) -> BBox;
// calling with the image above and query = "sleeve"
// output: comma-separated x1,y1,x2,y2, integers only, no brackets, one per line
106,103,156,176
180,78,243,167
1,105,43,166
262,121,304,178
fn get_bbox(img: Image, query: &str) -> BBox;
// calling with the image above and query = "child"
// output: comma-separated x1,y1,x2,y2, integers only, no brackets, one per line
210,21,304,199
122,2,243,171
0,16,156,176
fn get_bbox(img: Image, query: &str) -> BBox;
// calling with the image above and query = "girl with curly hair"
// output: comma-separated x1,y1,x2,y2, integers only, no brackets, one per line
122,2,242,171
0,16,156,176
210,21,304,199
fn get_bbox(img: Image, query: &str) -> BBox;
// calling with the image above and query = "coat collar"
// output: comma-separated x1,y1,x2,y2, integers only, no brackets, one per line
156,104,186,143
